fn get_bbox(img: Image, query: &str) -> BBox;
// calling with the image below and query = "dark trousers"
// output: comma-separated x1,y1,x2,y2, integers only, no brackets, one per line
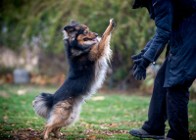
142,59,194,140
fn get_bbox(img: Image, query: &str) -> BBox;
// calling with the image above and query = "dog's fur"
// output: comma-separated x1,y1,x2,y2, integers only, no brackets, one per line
32,19,115,139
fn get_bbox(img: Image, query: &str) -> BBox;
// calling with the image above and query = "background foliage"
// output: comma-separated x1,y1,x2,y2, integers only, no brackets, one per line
1,0,157,89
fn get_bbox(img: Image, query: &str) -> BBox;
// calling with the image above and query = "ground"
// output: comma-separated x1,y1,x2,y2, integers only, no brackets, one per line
0,85,196,140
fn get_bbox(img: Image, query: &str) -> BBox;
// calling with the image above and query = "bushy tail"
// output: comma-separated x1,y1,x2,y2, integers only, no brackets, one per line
32,93,53,119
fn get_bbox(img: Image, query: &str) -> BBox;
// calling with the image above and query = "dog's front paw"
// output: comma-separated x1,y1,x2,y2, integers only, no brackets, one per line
110,18,116,28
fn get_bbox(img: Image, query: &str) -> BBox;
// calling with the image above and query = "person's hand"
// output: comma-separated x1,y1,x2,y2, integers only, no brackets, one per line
131,52,144,71
131,49,147,65
132,58,150,80
131,50,144,70
131,53,143,61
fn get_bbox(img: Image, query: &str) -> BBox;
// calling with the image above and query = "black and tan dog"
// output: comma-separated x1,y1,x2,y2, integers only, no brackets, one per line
32,19,115,139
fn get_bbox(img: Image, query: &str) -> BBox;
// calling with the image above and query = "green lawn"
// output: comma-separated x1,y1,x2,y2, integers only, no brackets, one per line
0,85,196,140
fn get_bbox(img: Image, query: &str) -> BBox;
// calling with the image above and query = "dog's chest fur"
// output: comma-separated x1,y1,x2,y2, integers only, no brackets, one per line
86,37,112,98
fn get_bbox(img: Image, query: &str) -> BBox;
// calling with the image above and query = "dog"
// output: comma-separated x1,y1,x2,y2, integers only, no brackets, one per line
32,19,115,139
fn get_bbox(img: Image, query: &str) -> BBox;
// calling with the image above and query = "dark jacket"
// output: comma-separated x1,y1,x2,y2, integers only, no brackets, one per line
133,0,196,87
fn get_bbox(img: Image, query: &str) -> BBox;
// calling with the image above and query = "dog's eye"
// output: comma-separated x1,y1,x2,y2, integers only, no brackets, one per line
84,31,88,34
83,38,89,41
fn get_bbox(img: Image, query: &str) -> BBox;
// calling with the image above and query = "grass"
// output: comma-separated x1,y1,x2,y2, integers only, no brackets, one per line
0,84,196,140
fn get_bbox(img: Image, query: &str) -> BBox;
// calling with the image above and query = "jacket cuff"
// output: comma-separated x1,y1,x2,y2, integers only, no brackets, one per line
141,57,151,68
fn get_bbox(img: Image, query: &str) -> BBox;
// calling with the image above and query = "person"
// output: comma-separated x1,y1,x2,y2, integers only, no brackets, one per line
129,0,196,140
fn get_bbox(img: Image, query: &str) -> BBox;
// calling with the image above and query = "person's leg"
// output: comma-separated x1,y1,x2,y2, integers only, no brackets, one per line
142,60,167,135
130,60,167,138
166,80,194,140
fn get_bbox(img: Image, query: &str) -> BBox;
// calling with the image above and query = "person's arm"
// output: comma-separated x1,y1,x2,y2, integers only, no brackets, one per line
143,39,153,52
132,0,173,80
131,39,153,62
143,0,173,62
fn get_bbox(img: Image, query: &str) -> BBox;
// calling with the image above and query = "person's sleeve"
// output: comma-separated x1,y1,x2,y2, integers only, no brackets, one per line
143,0,173,62
142,39,153,53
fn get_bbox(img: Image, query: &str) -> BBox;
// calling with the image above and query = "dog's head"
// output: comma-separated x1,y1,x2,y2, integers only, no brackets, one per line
63,21,99,57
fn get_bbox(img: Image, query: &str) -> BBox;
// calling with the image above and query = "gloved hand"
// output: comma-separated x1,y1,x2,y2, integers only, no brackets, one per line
132,57,150,80
131,53,143,61
131,49,146,61
131,49,147,71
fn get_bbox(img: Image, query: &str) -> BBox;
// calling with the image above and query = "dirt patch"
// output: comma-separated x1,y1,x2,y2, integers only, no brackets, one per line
14,129,42,140
0,127,128,140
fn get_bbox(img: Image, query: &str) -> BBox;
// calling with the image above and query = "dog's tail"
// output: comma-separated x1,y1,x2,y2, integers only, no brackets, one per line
32,93,53,119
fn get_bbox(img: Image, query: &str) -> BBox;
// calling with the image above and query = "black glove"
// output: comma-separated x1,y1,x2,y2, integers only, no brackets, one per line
132,57,150,80
131,49,147,70
131,53,143,61
131,49,146,61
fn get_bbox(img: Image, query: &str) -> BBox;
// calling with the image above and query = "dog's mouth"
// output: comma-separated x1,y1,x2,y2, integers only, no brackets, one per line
83,37,99,45
92,37,99,43
84,37,98,42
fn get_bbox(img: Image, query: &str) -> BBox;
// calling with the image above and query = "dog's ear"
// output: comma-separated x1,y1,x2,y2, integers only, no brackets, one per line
63,25,78,40
64,25,75,34
64,25,74,32
64,20,79,33
63,21,86,40
70,20,79,26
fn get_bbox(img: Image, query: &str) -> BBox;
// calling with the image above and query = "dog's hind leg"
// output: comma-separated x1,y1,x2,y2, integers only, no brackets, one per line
43,100,72,139
44,120,64,139
43,115,61,139
52,127,62,138
44,124,55,140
